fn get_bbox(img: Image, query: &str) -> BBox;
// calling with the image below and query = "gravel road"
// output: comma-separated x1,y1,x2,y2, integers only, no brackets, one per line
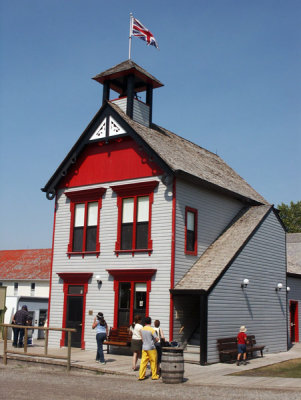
0,363,300,400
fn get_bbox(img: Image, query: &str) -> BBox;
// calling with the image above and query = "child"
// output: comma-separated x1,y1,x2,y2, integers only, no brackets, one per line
236,325,248,366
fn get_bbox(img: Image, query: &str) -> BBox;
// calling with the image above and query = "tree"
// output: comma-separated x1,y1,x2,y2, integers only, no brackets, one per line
277,201,301,233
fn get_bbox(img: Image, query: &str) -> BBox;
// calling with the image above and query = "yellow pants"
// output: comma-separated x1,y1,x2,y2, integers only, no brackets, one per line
139,349,159,380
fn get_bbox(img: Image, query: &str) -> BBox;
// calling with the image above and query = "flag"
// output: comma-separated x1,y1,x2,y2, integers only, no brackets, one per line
131,17,159,49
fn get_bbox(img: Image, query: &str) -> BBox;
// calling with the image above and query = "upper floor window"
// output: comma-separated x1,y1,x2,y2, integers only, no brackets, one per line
65,188,106,257
111,181,159,256
185,207,198,255
31,282,35,295
14,282,18,296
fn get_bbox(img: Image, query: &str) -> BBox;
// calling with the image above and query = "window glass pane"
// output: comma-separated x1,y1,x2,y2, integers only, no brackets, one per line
68,285,84,295
137,196,149,222
186,230,195,252
187,211,195,231
73,227,83,251
87,202,98,226
121,224,133,250
31,283,35,291
86,226,97,251
74,203,85,227
136,222,148,249
122,198,134,223
135,283,147,292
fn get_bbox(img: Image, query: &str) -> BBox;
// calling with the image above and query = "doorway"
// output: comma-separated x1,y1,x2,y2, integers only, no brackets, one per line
64,285,84,347
290,300,299,343
118,282,147,327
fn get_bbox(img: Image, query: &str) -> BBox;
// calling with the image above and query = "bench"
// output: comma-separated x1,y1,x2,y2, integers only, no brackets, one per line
217,335,265,363
104,326,132,354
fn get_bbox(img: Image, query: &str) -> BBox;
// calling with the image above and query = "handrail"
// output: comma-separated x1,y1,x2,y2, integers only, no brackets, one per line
0,323,76,371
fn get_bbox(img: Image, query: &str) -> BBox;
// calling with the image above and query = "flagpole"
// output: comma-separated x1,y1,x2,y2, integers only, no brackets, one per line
129,13,133,59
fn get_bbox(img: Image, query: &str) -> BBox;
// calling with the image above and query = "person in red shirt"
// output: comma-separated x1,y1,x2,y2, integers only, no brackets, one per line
236,325,248,366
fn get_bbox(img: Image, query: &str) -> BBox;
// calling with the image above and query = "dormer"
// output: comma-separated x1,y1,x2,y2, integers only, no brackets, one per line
92,60,163,127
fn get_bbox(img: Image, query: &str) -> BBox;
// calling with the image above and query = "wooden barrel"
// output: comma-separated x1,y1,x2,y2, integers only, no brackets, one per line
161,347,184,384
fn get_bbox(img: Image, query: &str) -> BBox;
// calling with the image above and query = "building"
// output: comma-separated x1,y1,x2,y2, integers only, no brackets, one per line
42,60,287,363
0,249,51,339
287,233,301,344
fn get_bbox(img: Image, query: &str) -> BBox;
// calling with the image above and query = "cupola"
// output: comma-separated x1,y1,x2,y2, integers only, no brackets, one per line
92,60,163,127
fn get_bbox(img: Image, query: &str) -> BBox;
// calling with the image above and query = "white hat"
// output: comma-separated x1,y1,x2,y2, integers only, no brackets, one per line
240,325,247,332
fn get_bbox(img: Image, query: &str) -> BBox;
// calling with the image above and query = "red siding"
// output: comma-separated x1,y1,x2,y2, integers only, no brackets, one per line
60,137,163,189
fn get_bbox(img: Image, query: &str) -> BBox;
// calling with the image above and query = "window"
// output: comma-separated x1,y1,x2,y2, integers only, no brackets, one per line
185,207,198,255
65,188,106,257
14,282,18,295
111,181,159,255
31,282,35,295
0,282,3,286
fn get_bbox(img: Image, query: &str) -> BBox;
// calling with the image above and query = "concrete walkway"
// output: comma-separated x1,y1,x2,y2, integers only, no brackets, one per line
1,340,301,390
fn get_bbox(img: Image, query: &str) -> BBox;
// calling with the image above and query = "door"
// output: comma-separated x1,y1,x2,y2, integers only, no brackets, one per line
290,301,299,343
65,285,84,347
118,282,131,327
133,283,147,323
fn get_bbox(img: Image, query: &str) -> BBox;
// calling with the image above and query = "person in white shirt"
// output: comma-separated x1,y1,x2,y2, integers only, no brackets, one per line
129,315,143,371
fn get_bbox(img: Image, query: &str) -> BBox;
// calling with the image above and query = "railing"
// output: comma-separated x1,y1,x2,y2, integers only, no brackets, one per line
0,323,76,371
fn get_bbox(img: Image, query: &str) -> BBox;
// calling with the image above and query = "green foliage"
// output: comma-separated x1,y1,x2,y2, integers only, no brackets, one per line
277,201,301,233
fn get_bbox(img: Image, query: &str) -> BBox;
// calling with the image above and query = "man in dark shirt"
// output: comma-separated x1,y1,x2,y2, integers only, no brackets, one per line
12,305,29,347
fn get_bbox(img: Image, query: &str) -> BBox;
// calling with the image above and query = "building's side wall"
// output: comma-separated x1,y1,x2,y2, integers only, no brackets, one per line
288,276,301,343
174,179,243,285
207,211,287,363
49,177,173,349
2,281,49,297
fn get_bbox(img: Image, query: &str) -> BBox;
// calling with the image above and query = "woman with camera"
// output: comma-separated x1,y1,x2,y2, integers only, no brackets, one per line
92,312,108,365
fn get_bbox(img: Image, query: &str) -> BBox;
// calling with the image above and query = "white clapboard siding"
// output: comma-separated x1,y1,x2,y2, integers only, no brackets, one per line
48,177,172,349
174,179,243,285
207,211,287,363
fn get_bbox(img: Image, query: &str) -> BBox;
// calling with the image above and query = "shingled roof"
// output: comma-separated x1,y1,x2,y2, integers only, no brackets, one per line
287,233,301,276
173,205,272,292
0,249,51,280
109,102,268,205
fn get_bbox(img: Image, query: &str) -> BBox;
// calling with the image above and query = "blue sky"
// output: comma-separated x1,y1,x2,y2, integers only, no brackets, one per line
0,0,300,250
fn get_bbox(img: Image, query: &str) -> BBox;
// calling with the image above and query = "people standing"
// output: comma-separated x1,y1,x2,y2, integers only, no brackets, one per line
138,316,159,381
12,305,29,348
153,319,165,375
130,315,143,371
236,325,248,366
92,312,108,365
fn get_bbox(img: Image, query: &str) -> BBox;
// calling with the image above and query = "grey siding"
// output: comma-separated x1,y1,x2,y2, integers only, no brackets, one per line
288,276,301,343
207,210,287,363
110,98,150,127
174,179,243,285
49,177,173,349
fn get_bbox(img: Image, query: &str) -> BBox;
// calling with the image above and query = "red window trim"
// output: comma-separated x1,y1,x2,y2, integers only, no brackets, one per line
111,181,159,256
57,272,92,350
185,206,198,256
107,269,156,328
65,188,106,258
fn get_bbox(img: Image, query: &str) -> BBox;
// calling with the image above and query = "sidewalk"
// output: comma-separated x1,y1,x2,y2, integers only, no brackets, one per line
1,339,301,390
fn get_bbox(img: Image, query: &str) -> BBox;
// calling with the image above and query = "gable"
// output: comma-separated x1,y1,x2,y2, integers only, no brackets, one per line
60,136,163,189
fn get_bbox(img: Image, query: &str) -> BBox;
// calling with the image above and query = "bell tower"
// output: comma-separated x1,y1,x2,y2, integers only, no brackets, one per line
92,60,163,127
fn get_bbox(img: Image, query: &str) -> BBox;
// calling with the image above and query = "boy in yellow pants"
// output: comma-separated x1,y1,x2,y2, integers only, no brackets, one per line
138,316,159,380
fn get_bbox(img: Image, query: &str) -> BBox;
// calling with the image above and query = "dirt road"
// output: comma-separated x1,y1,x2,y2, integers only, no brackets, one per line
0,364,300,400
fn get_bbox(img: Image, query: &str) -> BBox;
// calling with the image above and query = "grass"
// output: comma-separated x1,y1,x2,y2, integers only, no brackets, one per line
232,358,301,378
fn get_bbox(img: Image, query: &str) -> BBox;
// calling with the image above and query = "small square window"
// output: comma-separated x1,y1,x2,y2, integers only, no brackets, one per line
31,283,35,291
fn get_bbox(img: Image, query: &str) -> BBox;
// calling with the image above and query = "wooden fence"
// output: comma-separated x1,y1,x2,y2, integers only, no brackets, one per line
0,323,76,371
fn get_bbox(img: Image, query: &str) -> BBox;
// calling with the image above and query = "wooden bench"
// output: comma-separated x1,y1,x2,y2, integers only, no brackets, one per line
104,326,132,354
217,335,265,363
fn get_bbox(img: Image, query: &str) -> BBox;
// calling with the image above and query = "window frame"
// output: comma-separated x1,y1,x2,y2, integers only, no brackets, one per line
65,188,106,258
185,206,198,256
111,181,159,256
